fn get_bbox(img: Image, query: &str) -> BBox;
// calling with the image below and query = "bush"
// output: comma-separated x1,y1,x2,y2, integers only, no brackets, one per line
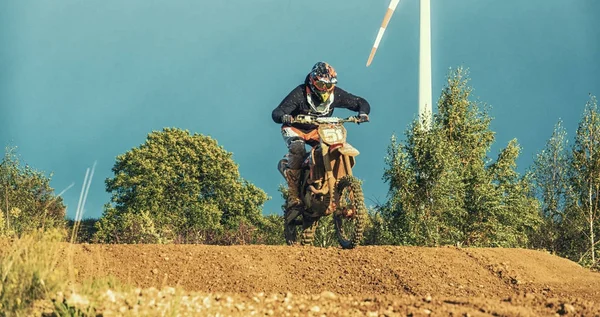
94,207,163,244
362,207,398,246
0,146,66,237
66,218,99,244
94,128,269,244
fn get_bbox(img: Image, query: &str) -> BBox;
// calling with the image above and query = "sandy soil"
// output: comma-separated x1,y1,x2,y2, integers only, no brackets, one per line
58,244,600,316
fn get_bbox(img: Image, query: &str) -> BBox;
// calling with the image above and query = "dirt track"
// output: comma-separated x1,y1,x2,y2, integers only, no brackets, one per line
64,244,600,316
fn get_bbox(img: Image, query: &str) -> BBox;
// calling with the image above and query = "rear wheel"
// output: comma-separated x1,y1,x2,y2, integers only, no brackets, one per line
300,217,319,246
334,175,366,249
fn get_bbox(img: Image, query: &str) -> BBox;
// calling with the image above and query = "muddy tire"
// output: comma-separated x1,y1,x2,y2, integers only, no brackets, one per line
300,217,318,246
334,175,366,249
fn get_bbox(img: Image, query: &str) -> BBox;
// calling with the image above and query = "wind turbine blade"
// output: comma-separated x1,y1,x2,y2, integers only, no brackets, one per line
367,0,400,67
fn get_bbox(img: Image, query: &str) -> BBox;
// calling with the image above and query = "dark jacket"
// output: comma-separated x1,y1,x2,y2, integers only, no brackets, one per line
272,78,371,131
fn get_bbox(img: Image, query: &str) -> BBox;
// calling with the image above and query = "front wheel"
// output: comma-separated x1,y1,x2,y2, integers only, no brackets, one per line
334,175,366,249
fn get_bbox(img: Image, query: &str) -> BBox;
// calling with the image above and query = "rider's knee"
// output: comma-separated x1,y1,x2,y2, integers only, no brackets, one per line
288,140,306,156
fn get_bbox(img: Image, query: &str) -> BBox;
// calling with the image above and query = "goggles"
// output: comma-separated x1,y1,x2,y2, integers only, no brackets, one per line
313,80,335,91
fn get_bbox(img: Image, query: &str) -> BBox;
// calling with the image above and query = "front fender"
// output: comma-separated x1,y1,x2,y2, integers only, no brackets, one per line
337,142,360,157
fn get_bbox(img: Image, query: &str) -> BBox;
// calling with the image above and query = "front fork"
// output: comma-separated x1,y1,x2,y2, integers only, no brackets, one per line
321,144,353,215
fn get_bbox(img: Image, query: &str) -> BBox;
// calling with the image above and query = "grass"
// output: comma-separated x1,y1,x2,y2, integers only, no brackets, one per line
0,160,280,316
0,229,69,316
0,229,207,316
0,161,129,316
0,228,127,316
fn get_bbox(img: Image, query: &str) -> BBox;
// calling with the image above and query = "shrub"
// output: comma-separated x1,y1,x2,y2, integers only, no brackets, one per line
0,147,66,237
94,128,269,243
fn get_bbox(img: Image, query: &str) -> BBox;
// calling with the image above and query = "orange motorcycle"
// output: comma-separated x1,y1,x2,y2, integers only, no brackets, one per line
278,114,367,249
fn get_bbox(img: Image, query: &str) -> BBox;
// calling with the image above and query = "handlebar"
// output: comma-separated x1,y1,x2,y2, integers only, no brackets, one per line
292,114,362,125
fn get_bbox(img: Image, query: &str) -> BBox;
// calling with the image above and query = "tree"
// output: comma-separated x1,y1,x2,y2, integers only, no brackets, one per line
94,128,269,243
566,95,600,265
383,127,466,245
382,67,541,247
530,120,570,252
0,146,66,236
483,139,541,247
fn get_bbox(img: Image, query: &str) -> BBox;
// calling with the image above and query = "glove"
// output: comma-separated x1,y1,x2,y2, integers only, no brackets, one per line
358,113,370,123
281,114,293,125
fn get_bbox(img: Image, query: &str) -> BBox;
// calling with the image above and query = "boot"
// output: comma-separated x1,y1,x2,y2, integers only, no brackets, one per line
284,168,302,208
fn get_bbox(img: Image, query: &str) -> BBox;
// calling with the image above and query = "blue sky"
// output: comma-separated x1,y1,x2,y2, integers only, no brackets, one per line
1,0,599,219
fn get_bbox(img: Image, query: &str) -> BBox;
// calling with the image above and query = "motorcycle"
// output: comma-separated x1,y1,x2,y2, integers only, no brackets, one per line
278,114,367,249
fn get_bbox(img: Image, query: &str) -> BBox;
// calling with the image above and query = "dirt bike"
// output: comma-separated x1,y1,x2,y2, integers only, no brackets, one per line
278,114,367,249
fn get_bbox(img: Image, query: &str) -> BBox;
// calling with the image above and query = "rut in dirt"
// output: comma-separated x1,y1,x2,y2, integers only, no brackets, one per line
65,244,600,302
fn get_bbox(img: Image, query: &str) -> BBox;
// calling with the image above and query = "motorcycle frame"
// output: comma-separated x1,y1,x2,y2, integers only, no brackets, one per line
304,123,357,216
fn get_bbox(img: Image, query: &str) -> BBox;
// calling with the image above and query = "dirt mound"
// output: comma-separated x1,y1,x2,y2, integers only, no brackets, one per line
63,244,600,316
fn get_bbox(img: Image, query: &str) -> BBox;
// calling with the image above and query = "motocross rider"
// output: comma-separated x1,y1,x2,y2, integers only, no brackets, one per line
272,61,371,220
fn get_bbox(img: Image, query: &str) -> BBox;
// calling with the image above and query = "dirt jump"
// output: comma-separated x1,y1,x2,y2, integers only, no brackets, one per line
67,244,600,316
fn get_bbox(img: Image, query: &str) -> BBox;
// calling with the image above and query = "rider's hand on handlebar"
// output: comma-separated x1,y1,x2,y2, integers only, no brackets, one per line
281,114,293,125
358,113,369,123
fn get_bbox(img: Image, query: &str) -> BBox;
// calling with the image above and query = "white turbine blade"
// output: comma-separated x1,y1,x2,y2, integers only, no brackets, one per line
78,161,97,221
367,0,400,67
419,0,432,130
75,167,90,221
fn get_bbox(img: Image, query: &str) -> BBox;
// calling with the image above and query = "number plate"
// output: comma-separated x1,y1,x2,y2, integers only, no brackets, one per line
319,125,346,144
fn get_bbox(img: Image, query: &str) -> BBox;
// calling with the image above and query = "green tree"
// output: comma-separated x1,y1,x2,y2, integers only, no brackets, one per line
0,146,66,236
483,140,541,247
253,214,285,245
530,120,570,252
94,128,269,243
382,67,541,247
566,95,600,265
361,207,397,245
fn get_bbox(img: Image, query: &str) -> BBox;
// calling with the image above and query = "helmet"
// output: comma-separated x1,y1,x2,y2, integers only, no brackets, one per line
308,62,337,103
